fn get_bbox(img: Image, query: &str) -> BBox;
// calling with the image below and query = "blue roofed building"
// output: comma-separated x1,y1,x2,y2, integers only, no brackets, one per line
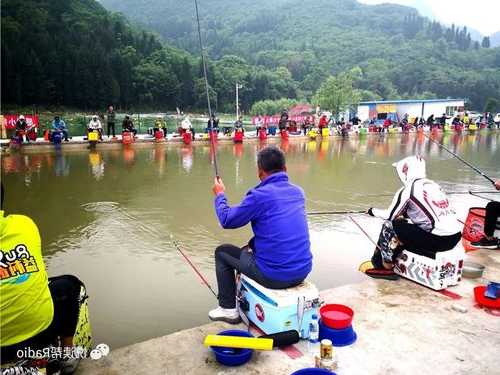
357,98,466,123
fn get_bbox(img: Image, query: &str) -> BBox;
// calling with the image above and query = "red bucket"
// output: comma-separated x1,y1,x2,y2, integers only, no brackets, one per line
234,130,244,143
182,132,192,145
280,130,289,140
319,304,354,330
154,130,164,140
259,128,267,140
122,132,133,145
462,207,486,242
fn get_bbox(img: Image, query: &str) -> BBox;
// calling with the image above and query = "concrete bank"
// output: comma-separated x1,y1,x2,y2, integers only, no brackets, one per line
77,248,500,375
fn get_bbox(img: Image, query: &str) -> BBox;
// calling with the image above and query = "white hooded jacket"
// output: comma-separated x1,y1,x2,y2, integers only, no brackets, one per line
372,156,461,236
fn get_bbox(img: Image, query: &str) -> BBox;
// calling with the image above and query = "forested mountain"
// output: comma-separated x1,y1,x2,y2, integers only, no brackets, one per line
100,0,500,111
1,0,309,112
2,0,499,112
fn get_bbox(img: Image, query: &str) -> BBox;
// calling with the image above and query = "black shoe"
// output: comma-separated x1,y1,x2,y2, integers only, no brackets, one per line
470,237,499,249
365,268,400,280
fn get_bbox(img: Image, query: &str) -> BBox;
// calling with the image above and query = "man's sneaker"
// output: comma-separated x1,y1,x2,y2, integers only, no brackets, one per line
208,306,241,324
470,237,499,250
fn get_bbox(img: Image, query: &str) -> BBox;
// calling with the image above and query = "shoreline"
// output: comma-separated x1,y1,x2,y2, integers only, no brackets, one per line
2,129,498,153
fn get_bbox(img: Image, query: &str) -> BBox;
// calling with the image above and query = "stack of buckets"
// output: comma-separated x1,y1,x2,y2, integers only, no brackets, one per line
318,304,357,347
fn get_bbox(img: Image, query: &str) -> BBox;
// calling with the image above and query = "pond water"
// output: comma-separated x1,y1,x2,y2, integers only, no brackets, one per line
2,132,499,350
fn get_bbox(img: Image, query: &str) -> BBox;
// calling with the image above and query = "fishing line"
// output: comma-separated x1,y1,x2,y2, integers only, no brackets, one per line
424,133,495,185
170,235,218,299
349,216,382,251
356,190,499,198
307,210,366,216
193,0,219,177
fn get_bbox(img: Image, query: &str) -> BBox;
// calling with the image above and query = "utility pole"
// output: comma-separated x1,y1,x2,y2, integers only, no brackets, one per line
236,83,243,120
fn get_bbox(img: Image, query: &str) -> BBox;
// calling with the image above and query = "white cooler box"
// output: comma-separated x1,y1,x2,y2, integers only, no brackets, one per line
394,247,464,290
238,275,320,339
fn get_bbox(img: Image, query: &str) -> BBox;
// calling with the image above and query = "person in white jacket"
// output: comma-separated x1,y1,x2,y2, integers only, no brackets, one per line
88,115,103,140
367,155,462,270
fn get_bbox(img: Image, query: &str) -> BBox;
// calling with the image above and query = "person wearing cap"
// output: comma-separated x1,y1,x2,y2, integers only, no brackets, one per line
153,115,167,138
52,116,69,141
367,155,462,271
122,115,137,137
208,146,313,323
87,115,103,141
15,115,28,143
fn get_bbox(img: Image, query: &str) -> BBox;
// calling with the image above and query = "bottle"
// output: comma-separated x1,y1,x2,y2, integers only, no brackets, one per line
308,314,320,355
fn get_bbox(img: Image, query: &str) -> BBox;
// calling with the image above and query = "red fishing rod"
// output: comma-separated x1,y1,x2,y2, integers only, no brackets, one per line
170,235,218,299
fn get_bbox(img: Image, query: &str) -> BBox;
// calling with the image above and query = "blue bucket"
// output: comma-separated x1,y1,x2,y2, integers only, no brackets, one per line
291,369,336,375
319,320,357,347
210,329,253,366
52,131,62,145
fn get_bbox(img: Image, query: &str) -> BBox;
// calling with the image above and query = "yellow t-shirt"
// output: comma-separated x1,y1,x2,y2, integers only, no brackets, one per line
0,211,54,346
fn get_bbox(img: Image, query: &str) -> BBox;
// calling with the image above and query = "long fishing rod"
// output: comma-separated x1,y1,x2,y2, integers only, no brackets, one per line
194,0,219,178
357,190,499,198
307,210,366,216
424,133,495,185
170,235,218,299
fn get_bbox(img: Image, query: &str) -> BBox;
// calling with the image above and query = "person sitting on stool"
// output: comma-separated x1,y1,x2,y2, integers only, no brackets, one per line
208,146,313,323
122,115,137,137
0,184,85,373
471,179,500,249
367,156,462,272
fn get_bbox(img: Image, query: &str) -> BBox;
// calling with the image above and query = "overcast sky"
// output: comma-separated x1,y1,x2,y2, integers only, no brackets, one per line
359,0,499,35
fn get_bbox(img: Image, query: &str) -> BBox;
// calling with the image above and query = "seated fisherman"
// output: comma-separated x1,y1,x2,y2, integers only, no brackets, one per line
209,146,313,323
154,116,167,138
471,179,500,249
52,116,70,142
0,185,85,373
15,115,28,142
87,115,103,140
122,115,137,137
367,155,462,271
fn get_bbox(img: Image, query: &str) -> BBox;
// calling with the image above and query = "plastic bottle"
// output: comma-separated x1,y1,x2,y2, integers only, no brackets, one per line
308,314,320,355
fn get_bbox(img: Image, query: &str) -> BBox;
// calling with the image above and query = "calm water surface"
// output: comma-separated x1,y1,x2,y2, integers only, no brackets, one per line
2,132,499,349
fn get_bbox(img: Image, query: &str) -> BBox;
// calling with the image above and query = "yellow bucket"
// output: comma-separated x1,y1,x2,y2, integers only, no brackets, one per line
469,124,478,131
308,130,318,139
321,128,329,137
88,131,99,141
389,128,398,134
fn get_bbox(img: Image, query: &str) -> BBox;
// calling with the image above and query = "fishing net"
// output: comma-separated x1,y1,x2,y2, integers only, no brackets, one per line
74,285,92,354
462,207,486,242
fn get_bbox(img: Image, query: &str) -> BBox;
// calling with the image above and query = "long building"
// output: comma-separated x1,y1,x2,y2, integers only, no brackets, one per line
357,98,466,122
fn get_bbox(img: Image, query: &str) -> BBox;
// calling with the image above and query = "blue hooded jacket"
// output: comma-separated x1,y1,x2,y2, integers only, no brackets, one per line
214,172,312,281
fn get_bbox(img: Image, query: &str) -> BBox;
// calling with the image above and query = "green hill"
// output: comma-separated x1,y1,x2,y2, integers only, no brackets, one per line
100,0,500,111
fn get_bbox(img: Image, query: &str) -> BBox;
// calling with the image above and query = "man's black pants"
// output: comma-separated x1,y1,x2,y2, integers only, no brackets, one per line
107,122,115,137
0,275,83,363
215,244,304,309
372,220,461,269
485,201,500,237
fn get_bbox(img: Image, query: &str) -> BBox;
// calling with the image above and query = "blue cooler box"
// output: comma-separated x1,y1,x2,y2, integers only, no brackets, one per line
239,275,320,339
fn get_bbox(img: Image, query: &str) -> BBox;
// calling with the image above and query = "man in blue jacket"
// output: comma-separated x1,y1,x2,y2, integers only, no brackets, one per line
209,146,313,323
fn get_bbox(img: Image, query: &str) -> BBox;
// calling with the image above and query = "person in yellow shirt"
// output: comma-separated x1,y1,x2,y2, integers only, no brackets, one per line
0,184,84,373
